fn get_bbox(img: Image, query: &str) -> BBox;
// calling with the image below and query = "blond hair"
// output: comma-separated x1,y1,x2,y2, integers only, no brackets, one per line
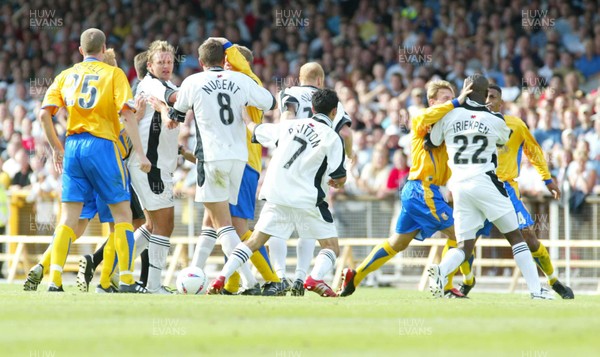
426,80,455,100
80,28,105,55
103,48,117,66
235,45,253,65
299,62,324,85
147,40,175,64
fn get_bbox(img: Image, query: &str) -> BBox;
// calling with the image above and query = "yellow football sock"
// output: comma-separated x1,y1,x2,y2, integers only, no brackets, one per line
244,230,280,283
99,233,115,289
40,245,52,275
460,254,474,286
224,271,241,293
531,243,557,285
49,225,76,287
355,240,398,286
114,222,135,285
442,239,458,291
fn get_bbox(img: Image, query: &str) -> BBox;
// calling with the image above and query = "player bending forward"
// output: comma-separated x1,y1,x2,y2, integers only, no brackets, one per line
427,74,553,299
207,88,347,297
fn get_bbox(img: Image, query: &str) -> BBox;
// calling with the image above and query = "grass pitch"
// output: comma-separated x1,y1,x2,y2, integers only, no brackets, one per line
0,284,597,356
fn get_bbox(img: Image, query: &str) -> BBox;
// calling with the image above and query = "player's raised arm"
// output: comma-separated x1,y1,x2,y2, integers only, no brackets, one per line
244,75,276,112
250,122,280,148
114,69,151,173
521,119,560,199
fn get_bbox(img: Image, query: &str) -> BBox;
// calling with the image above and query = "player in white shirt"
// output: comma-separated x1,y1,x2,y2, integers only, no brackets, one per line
207,88,346,297
127,40,180,294
271,62,353,296
427,74,553,299
169,38,275,284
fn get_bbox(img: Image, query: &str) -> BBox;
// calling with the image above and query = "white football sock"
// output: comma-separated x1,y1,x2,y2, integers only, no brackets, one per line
147,234,170,292
191,227,217,268
222,243,253,279
309,248,337,280
133,225,151,257
218,226,257,287
268,237,288,279
295,238,316,281
439,248,466,277
512,242,541,294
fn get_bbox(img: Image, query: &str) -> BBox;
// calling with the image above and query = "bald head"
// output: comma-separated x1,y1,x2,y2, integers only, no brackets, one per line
464,74,489,104
80,28,106,56
299,62,325,87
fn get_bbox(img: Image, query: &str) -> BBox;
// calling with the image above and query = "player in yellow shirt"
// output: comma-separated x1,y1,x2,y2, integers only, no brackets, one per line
38,28,150,292
186,38,282,295
454,84,573,299
339,80,474,297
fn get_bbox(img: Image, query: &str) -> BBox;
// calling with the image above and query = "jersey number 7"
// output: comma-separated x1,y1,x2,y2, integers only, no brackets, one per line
283,136,307,169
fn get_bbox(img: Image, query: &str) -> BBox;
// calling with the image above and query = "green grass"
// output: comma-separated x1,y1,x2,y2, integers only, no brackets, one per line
0,284,598,357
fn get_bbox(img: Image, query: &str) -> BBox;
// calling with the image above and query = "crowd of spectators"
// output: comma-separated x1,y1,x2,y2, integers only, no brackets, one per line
0,0,599,226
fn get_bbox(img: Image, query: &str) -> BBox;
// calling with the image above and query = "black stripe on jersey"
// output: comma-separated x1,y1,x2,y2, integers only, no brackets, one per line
485,171,508,197
334,116,351,134
462,103,505,121
146,108,164,194
193,110,206,187
329,137,346,179
269,93,276,110
130,186,145,221
314,158,330,222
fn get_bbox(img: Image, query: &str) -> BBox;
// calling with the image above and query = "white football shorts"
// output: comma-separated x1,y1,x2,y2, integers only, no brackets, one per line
195,159,245,205
255,202,338,240
449,171,518,242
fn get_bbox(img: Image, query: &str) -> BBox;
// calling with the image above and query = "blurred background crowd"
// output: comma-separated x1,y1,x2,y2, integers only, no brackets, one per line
0,0,599,230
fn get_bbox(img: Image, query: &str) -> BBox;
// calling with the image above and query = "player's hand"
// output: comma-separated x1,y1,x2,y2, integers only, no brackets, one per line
328,176,347,189
52,148,64,174
134,96,147,122
166,119,180,130
457,82,473,104
138,155,152,173
148,96,167,113
546,179,561,200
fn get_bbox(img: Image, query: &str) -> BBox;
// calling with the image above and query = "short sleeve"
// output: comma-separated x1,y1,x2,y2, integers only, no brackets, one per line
112,68,135,113
41,72,66,115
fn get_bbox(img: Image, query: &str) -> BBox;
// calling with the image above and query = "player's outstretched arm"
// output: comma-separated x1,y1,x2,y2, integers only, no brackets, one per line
39,108,64,174
122,108,151,173
178,145,196,164
521,122,560,199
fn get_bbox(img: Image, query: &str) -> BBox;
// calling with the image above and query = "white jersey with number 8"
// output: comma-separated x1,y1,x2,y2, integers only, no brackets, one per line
174,67,275,163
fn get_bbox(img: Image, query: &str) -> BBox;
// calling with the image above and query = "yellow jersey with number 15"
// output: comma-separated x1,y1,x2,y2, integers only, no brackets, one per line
42,57,135,143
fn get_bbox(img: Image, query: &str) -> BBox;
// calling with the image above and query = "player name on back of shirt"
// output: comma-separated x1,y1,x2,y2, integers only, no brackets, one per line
451,115,491,135
201,78,241,95
290,122,322,148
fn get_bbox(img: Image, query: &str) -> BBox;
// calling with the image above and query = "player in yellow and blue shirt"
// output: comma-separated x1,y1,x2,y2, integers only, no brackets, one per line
38,28,150,292
339,80,476,297
454,84,573,299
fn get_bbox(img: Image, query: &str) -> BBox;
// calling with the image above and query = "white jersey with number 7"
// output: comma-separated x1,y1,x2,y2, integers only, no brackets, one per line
252,114,346,209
